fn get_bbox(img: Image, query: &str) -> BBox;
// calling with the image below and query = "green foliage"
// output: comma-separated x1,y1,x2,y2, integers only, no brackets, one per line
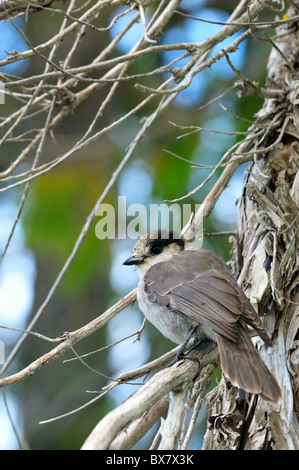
23,165,112,296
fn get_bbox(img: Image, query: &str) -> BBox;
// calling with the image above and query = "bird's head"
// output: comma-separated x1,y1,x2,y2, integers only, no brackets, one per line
123,230,185,277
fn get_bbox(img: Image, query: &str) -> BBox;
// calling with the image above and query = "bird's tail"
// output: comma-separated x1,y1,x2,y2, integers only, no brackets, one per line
216,325,281,402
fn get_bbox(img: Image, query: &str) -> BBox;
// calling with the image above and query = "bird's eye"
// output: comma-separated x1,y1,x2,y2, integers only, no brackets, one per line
151,244,162,255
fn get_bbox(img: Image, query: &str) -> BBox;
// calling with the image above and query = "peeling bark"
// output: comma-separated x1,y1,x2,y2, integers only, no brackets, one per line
203,8,299,450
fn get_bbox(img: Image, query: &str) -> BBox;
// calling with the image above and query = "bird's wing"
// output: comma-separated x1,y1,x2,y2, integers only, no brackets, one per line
143,249,271,345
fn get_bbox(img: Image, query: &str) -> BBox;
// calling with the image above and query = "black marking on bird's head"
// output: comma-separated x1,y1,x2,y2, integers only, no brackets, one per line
123,230,185,269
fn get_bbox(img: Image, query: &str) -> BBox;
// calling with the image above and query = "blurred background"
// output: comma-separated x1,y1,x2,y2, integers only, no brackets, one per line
0,0,275,449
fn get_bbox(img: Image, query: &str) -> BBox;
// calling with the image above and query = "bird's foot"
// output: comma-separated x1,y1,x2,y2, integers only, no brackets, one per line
167,349,200,368
185,338,201,355
166,326,200,368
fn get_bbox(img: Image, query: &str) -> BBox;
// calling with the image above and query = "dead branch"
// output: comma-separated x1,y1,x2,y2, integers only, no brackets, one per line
81,341,218,450
0,289,137,386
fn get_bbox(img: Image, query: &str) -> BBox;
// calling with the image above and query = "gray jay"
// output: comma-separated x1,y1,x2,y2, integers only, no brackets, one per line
123,230,281,402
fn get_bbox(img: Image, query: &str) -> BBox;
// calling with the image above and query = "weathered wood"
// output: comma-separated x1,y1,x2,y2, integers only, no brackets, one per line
203,7,299,450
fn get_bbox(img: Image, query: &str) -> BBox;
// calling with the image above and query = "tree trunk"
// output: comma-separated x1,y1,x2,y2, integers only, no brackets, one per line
203,9,299,450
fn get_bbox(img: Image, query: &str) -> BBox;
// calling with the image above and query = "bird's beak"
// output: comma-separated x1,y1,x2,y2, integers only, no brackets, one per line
123,255,145,266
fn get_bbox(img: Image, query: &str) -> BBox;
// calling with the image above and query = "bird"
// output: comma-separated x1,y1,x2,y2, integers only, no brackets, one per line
123,229,281,402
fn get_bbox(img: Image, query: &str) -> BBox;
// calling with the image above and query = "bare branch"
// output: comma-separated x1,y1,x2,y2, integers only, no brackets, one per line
0,0,70,20
1,0,297,451
0,289,137,387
